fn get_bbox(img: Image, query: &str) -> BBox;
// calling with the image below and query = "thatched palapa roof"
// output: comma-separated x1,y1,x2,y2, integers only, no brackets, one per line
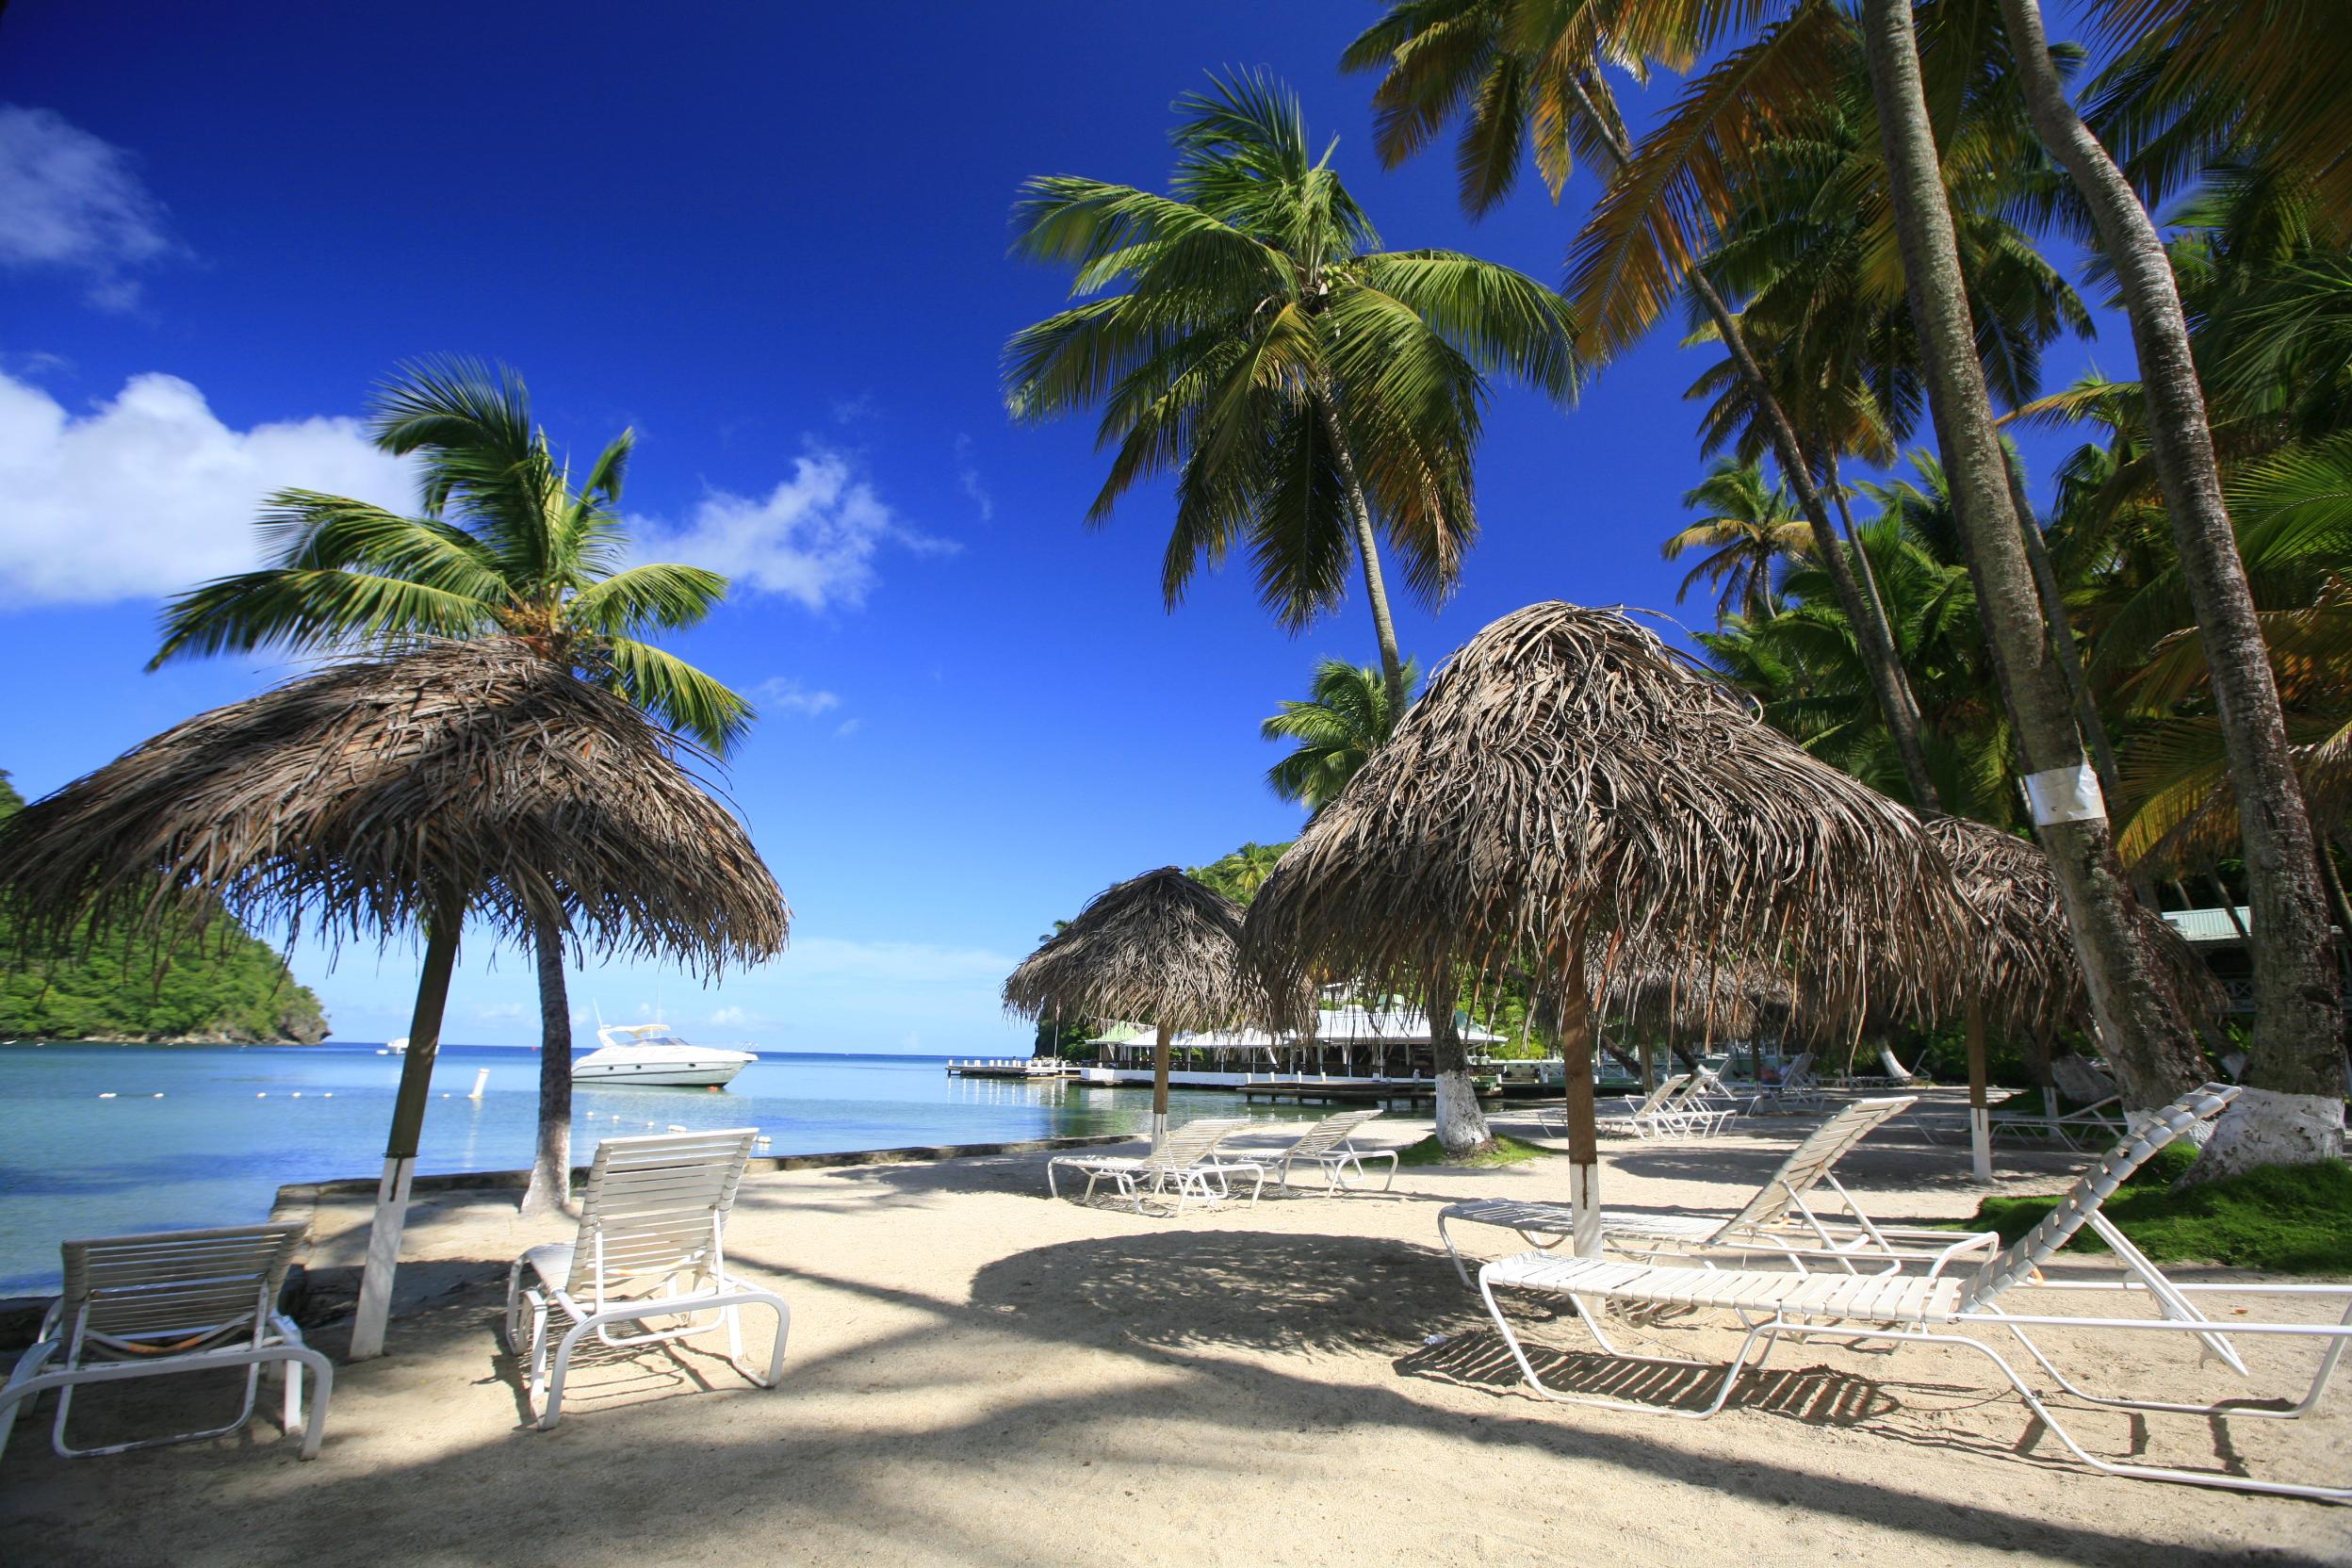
1922,814,2222,1041
0,639,789,970
1004,867,1284,1033
1595,956,1793,1043
1243,603,1967,1028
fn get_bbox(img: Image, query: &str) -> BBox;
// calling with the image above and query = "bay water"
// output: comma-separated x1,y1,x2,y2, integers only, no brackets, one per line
0,1040,1318,1295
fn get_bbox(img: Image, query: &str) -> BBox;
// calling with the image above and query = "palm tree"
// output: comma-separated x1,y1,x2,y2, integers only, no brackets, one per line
1185,842,1291,905
1849,0,2210,1116
1346,0,2220,1116
1702,461,2018,820
1997,0,2345,1169
1661,461,1810,623
1261,656,1422,814
1002,71,1580,712
1343,0,1945,810
151,358,752,1217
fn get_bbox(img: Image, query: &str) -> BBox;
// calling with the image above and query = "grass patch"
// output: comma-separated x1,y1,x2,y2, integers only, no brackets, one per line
1396,1133,1554,1169
1965,1144,2352,1275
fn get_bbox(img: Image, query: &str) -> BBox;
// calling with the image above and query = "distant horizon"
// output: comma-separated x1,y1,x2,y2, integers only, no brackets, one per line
6,1038,967,1060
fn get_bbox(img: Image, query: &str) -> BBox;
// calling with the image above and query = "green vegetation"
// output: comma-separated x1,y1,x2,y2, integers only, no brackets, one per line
1396,1132,1552,1169
1261,658,1420,817
1184,842,1292,906
1003,70,1579,714
1965,1144,2352,1275
0,772,327,1043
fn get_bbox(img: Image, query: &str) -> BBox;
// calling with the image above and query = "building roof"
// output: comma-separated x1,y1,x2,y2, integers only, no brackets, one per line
2161,906,2252,945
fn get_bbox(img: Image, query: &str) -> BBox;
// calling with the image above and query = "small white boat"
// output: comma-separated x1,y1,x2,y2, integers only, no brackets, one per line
577,1022,756,1087
377,1036,410,1056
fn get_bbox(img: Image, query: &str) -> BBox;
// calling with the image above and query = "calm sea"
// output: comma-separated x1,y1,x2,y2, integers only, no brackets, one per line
0,1040,1317,1295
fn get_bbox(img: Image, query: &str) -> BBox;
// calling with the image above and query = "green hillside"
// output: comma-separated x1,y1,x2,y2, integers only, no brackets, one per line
0,771,330,1043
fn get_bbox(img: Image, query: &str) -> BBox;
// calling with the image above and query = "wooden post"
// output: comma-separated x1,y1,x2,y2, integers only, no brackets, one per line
350,892,463,1362
1151,1020,1171,1149
1967,992,1993,1184
1558,942,1601,1255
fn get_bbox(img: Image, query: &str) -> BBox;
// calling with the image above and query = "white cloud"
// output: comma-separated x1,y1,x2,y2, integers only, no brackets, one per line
953,433,993,522
710,1004,770,1028
0,105,175,310
752,676,840,717
635,449,951,612
472,1001,527,1024
0,368,413,606
834,717,863,738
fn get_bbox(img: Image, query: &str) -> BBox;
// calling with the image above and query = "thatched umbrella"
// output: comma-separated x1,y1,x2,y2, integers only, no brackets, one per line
1004,868,1275,1145
1593,955,1792,1085
1923,813,2221,1179
0,640,788,1357
1244,603,1966,1250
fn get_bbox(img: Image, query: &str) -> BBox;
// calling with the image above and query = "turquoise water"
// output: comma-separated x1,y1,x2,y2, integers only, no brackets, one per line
0,1041,1316,1295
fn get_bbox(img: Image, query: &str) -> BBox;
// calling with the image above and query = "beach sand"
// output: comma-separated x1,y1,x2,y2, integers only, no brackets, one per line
3,1089,2348,1567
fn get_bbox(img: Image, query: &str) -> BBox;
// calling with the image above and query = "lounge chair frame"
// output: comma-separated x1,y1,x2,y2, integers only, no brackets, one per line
1989,1090,2129,1152
1046,1118,1266,1214
502,1129,789,1431
1569,1073,1694,1140
0,1222,330,1465
1220,1109,1398,1194
1440,1098,1955,1285
1475,1086,2352,1502
1744,1052,1823,1113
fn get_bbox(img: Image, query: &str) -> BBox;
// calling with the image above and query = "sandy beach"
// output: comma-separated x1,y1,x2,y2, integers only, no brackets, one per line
3,1091,2348,1568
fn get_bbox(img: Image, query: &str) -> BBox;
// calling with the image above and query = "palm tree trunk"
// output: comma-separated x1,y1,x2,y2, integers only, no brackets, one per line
1858,0,2204,1112
1555,936,1602,1255
1826,451,1896,649
1562,73,1939,809
2006,455,2125,805
2000,0,2344,1172
1427,972,1494,1157
1317,394,1410,711
519,912,576,1217
351,888,465,1361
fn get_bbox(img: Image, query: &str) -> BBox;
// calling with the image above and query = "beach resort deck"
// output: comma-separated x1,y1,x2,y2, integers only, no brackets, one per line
2,1093,2345,1567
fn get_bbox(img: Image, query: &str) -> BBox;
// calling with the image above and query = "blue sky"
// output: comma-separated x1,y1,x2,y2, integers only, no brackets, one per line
0,2,2119,1053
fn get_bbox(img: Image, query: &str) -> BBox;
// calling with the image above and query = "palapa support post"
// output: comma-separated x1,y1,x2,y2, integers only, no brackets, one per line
1966,992,1993,1184
1557,943,1602,1255
350,893,464,1362
1151,1021,1172,1149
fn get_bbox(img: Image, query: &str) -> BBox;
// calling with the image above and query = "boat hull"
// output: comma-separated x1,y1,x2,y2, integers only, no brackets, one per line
575,1057,748,1087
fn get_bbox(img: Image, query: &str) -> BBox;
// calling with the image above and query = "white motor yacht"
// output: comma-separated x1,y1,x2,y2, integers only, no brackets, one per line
577,1022,757,1087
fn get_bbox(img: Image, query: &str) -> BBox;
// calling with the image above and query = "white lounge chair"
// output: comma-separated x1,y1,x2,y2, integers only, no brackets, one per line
1047,1117,1266,1214
1656,1072,1738,1136
1576,1073,1690,1139
1476,1085,2352,1502
0,1222,331,1465
1989,1088,2130,1151
1439,1097,1961,1284
1745,1052,1823,1112
502,1128,789,1431
1222,1108,1398,1194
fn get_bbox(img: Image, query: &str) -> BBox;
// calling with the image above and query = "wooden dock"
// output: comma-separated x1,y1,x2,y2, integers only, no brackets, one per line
945,1057,1076,1081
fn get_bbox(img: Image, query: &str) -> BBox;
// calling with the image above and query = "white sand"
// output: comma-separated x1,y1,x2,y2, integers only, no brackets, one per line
3,1091,2348,1567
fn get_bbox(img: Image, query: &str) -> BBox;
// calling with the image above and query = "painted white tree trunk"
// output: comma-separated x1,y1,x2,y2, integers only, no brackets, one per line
1432,1071,1489,1156
349,1154,416,1361
2191,1087,2345,1179
1567,1160,1601,1256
